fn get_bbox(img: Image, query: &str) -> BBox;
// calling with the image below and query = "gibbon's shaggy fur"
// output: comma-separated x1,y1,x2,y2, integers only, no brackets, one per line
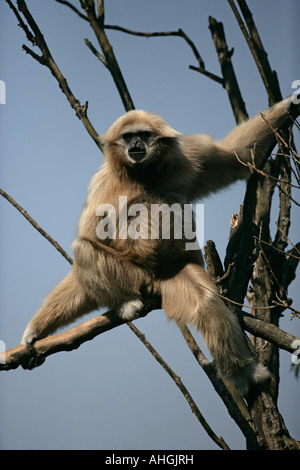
21,96,299,394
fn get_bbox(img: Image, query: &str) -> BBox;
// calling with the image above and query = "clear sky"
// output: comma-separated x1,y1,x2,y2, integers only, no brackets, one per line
0,0,299,450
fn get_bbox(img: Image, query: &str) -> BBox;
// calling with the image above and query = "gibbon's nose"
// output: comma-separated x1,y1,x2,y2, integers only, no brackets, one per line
128,138,147,161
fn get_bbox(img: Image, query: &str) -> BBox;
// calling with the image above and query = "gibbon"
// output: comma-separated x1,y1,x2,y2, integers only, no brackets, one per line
21,96,299,394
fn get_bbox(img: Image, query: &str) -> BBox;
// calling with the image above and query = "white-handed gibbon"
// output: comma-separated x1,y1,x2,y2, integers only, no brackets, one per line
21,96,300,394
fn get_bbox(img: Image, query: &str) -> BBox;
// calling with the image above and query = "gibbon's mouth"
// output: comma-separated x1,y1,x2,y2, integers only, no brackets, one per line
128,148,147,162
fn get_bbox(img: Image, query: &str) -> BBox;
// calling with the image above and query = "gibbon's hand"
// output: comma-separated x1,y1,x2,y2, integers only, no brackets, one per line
21,342,46,370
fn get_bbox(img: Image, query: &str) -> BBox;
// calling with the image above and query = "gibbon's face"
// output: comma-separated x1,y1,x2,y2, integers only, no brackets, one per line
121,128,158,164
101,110,181,168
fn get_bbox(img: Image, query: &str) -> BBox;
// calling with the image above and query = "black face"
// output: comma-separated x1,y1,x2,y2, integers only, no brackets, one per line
123,131,153,162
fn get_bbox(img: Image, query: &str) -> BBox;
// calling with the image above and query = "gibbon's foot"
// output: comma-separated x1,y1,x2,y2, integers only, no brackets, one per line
20,323,45,370
231,361,271,396
117,299,144,321
20,338,46,370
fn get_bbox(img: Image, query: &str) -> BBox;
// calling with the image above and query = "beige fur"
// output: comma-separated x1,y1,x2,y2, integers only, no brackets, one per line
21,97,299,394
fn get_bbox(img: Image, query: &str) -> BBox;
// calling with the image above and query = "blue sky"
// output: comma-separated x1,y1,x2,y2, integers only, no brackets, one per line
0,0,299,450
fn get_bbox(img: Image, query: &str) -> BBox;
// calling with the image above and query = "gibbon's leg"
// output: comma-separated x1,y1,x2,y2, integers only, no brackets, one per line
20,271,98,349
160,264,270,395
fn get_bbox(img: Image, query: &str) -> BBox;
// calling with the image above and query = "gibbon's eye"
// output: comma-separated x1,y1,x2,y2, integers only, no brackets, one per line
122,132,134,143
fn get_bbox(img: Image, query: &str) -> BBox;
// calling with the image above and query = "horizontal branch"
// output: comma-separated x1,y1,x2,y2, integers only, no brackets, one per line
238,311,298,353
1,304,298,372
105,25,206,69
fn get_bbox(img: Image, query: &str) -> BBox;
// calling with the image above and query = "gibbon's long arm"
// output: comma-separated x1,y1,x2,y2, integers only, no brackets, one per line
185,96,299,199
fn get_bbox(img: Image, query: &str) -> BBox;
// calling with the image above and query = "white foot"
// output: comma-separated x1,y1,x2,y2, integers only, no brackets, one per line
117,299,144,321
20,323,46,369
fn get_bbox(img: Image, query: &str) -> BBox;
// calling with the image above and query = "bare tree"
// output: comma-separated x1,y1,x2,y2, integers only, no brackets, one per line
2,0,300,450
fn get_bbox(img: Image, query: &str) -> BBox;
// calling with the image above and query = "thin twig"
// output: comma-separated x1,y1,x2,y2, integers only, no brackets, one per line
253,236,300,260
233,149,300,207
84,38,108,67
55,0,88,21
0,188,73,264
105,25,206,68
275,223,300,254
